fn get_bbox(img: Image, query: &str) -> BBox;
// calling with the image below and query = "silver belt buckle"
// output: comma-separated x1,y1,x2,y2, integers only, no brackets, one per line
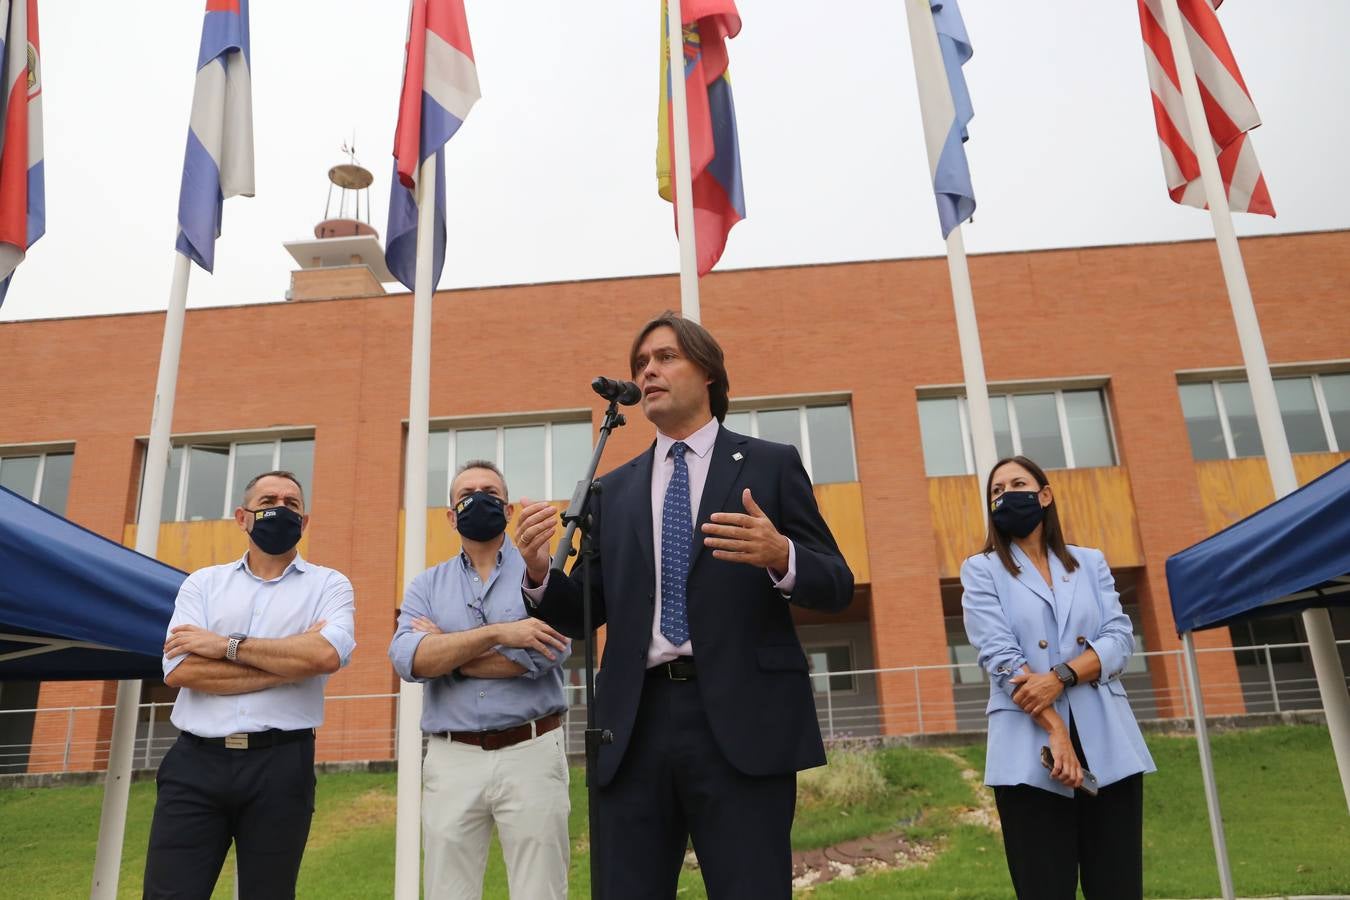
224,733,249,750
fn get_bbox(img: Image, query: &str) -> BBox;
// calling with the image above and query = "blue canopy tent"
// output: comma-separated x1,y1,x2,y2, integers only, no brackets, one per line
0,485,183,678
1166,459,1350,896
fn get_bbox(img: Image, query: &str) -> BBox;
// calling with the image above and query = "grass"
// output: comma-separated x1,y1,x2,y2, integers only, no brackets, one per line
0,726,1346,898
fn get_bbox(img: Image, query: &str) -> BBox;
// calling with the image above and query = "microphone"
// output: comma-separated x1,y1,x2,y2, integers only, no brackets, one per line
591,376,642,406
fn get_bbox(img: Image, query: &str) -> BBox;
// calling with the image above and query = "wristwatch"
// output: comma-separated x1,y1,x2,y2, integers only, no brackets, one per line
225,633,248,662
1052,662,1079,688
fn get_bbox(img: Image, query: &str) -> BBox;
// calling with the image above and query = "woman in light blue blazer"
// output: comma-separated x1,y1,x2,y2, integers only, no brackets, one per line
962,455,1155,899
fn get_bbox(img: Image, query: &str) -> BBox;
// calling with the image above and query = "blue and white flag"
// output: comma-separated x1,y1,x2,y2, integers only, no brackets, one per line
910,0,975,238
176,0,253,272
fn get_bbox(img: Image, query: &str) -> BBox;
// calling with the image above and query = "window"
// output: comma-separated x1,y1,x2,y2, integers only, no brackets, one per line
722,402,858,483
427,419,592,506
916,388,1116,476
0,450,74,516
145,437,315,521
1178,373,1350,460
805,644,855,694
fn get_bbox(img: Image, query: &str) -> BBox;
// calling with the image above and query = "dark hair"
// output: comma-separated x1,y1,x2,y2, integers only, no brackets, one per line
980,455,1079,577
242,470,306,508
451,459,508,503
628,310,730,422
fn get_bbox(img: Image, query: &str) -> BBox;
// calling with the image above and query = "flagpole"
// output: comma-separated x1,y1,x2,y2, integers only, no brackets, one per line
1158,0,1350,814
393,151,436,900
902,0,998,487
665,0,701,323
90,250,192,900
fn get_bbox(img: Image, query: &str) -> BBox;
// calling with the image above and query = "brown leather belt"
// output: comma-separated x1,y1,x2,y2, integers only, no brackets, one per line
443,712,563,751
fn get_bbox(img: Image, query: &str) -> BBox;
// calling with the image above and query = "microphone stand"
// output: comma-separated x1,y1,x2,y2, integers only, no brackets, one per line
550,398,625,897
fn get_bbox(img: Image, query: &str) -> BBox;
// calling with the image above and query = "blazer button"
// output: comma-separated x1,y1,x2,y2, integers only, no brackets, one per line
1037,639,1048,649
1076,636,1086,645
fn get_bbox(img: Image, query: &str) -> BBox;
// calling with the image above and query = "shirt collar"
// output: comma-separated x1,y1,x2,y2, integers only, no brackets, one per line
655,417,719,462
236,551,307,580
458,532,515,569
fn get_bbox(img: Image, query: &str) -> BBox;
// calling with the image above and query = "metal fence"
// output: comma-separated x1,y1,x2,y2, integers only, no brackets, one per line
2,639,1346,774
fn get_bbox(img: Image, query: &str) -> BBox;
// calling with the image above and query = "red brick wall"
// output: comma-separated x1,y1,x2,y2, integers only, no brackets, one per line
3,231,1347,761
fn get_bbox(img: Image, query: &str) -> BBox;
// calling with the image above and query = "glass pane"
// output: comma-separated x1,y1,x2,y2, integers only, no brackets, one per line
756,408,803,458
279,438,315,508
989,396,1015,460
1178,383,1228,461
1322,373,1350,451
1063,390,1115,467
917,398,967,476
231,442,276,508
0,456,40,500
503,425,546,502
1219,381,1263,457
426,431,450,507
454,428,498,470
157,445,184,522
551,421,592,501
950,643,986,685
806,405,857,483
183,445,230,521
1274,377,1329,453
37,453,74,516
723,411,752,435
1012,393,1066,468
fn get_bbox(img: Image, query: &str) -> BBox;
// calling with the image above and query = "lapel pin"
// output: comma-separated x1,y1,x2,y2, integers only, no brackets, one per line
732,452,743,461
1061,575,1070,582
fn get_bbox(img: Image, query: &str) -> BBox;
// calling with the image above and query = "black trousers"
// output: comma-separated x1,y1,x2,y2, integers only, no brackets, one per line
593,676,797,900
142,733,316,900
993,724,1144,900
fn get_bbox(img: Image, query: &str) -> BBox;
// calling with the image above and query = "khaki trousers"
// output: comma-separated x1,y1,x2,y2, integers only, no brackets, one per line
422,727,571,899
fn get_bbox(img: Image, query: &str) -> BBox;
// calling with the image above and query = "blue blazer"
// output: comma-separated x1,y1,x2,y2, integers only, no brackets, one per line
961,543,1155,796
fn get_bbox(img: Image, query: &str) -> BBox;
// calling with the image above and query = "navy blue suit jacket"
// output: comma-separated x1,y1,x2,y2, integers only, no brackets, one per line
532,426,854,786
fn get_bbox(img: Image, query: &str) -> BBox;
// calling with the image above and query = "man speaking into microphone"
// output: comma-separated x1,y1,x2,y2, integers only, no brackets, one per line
516,311,853,898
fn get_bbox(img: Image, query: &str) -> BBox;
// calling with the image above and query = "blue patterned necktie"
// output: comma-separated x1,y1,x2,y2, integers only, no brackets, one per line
660,441,692,645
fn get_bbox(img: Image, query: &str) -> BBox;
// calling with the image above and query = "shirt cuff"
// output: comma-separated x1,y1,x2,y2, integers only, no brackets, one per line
496,646,539,674
522,573,549,607
767,540,797,595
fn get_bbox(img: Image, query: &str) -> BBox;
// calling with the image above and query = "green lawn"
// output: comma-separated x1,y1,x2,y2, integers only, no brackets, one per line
0,726,1345,898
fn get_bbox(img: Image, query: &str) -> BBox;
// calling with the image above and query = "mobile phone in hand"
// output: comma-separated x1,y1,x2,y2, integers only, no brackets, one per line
1040,745,1100,797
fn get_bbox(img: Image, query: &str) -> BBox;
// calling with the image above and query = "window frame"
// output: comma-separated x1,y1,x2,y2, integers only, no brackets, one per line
428,414,593,506
918,384,1119,476
1180,372,1349,460
802,640,858,696
0,445,75,508
137,429,315,522
723,398,859,484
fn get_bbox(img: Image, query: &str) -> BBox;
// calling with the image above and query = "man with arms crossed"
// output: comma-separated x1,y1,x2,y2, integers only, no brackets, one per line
517,312,854,898
389,460,572,900
144,470,356,900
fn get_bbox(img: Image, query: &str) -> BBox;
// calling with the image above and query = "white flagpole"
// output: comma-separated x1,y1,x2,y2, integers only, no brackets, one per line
1158,0,1350,814
90,250,192,900
665,0,701,323
903,0,998,487
393,151,436,900
1182,631,1236,900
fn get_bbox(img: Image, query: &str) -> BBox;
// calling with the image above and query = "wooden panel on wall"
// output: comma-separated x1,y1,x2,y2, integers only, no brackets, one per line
812,482,871,585
928,467,1145,579
1196,452,1350,534
124,520,311,571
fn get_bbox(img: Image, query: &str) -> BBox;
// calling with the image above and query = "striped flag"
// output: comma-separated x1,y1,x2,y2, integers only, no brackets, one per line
176,0,254,272
0,0,44,307
1136,0,1274,216
657,0,745,278
915,0,975,239
385,0,479,293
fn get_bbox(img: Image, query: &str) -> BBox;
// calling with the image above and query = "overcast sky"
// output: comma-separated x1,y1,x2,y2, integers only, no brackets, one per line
3,0,1347,322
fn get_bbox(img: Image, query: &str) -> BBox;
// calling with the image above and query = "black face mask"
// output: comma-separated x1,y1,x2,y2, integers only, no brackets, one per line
990,490,1046,539
246,505,304,555
454,491,508,543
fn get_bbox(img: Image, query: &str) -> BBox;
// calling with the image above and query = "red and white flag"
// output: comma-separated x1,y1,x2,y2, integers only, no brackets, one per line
1136,0,1274,216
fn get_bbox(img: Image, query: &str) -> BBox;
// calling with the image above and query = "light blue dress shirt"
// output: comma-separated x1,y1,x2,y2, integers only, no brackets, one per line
163,553,356,738
389,535,569,733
